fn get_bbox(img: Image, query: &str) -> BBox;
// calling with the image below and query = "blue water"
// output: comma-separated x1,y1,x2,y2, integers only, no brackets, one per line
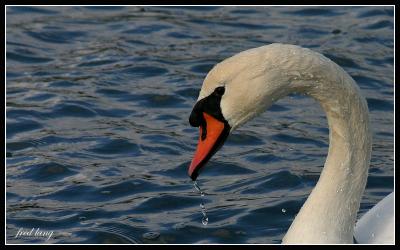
6,6,393,244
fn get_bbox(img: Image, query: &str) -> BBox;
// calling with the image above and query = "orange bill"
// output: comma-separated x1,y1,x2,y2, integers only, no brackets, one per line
188,112,229,180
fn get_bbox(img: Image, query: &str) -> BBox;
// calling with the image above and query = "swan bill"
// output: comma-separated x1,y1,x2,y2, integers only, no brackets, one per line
188,112,230,181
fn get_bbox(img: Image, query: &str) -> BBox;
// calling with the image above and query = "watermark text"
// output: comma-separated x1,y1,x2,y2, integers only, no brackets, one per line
15,227,54,241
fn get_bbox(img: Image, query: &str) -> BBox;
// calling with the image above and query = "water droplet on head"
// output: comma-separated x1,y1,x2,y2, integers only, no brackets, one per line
281,208,286,213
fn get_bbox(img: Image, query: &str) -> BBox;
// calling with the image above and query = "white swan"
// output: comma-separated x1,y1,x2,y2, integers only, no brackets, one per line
187,43,394,244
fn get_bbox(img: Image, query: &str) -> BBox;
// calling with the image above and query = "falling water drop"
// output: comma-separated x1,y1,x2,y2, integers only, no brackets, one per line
202,216,209,225
193,181,208,225
193,181,200,191
200,203,209,225
193,181,205,196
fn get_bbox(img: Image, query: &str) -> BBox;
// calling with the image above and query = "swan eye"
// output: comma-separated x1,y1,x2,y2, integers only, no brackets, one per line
214,86,225,96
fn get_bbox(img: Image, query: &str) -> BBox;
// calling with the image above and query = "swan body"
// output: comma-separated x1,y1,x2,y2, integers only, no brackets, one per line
354,191,394,243
187,43,394,244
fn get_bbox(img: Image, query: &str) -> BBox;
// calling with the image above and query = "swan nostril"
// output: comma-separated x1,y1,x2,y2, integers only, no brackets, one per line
201,122,207,141
189,110,208,140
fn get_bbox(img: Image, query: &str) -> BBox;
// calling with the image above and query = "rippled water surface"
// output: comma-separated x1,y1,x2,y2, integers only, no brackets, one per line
6,6,394,244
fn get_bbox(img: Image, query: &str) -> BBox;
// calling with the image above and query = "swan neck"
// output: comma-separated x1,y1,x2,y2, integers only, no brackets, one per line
281,57,372,243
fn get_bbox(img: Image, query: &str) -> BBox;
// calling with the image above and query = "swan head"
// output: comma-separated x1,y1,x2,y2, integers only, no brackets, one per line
188,44,290,180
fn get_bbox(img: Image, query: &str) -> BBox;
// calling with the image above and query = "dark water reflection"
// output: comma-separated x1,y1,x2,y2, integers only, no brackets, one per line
6,6,393,244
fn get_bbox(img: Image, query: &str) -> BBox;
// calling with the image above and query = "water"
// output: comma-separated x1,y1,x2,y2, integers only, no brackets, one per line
200,203,209,226
193,181,208,225
193,181,205,197
6,6,393,244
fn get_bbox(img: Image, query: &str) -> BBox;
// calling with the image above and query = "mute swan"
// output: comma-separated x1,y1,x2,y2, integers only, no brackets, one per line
187,43,394,244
